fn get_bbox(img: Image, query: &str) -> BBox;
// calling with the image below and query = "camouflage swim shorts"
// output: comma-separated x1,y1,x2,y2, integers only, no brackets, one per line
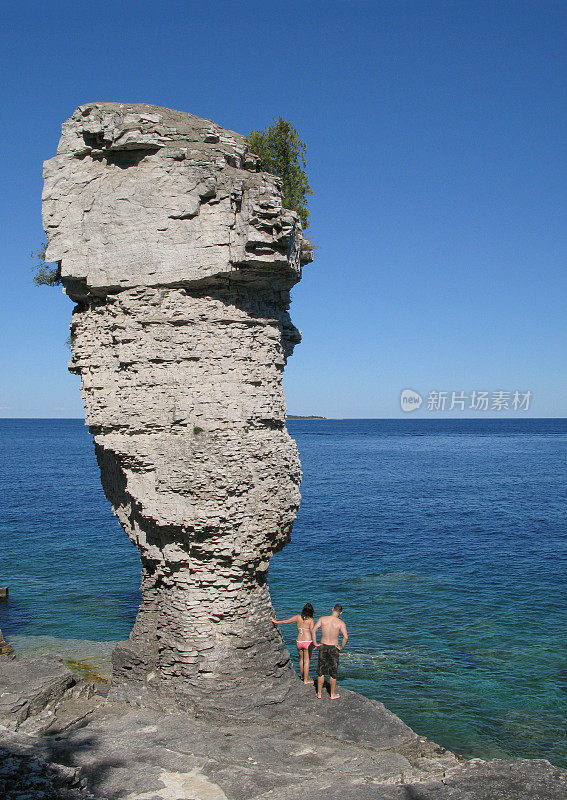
317,644,339,679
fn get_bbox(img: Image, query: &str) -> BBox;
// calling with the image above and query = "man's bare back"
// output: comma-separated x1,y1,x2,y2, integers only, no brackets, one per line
318,614,347,647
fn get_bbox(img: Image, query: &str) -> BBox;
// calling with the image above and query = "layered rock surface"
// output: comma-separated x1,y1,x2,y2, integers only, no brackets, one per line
42,103,312,712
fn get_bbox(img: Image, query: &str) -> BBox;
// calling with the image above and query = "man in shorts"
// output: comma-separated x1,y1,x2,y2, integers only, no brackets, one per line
312,604,348,700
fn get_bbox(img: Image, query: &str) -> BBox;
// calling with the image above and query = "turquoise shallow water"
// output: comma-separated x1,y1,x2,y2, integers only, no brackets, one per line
1,418,565,765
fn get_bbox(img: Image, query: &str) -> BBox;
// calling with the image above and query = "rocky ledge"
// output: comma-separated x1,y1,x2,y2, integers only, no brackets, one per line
0,654,565,800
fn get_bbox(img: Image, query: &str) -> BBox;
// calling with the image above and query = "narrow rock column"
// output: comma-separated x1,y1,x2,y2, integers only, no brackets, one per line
42,103,312,712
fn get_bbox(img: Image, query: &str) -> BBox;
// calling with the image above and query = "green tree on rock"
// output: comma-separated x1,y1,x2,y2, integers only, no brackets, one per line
31,241,61,286
246,118,312,229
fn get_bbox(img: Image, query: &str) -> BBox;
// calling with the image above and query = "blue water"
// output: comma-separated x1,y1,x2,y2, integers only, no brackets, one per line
1,418,565,766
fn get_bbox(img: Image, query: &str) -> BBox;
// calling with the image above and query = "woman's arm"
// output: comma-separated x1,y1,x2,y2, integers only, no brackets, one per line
270,615,298,625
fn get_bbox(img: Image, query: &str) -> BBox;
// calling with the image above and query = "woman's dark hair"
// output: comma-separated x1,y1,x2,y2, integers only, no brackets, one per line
301,603,314,620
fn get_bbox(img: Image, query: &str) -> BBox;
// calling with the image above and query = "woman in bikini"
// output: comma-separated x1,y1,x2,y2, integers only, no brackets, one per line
270,603,315,684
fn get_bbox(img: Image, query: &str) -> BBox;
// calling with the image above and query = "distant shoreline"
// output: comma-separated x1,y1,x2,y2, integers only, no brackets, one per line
286,414,327,419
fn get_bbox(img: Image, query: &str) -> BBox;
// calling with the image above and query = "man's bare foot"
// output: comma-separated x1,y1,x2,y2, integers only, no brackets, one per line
330,693,341,700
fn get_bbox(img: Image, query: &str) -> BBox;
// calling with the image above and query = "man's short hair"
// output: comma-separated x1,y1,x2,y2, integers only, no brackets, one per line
333,603,343,613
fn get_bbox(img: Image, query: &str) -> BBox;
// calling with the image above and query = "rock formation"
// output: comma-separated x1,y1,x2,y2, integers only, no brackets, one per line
42,103,313,712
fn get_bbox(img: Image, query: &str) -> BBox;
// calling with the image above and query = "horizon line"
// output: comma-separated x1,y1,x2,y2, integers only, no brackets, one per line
1,416,565,422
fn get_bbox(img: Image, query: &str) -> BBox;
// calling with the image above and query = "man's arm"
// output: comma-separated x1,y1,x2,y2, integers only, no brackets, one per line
312,617,322,646
339,621,348,651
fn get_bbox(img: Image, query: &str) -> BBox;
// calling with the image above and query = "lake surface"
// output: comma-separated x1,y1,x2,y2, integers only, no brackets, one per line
1,418,565,765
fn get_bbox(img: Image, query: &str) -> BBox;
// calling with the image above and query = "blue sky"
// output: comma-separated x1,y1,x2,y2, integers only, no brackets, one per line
1,0,565,418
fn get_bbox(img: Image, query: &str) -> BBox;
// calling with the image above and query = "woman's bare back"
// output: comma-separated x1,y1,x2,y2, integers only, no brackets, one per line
269,609,314,643
296,615,314,641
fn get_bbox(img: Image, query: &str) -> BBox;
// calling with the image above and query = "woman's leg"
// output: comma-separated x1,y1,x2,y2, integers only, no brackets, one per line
303,644,312,683
298,648,305,680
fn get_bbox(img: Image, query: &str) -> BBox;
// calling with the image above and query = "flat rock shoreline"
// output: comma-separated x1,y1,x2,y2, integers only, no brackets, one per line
1,653,564,799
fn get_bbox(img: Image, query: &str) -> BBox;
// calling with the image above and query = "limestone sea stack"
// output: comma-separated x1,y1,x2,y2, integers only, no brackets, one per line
42,103,313,713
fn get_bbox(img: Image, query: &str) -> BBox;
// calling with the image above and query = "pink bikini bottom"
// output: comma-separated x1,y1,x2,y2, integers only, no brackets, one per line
296,641,312,650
